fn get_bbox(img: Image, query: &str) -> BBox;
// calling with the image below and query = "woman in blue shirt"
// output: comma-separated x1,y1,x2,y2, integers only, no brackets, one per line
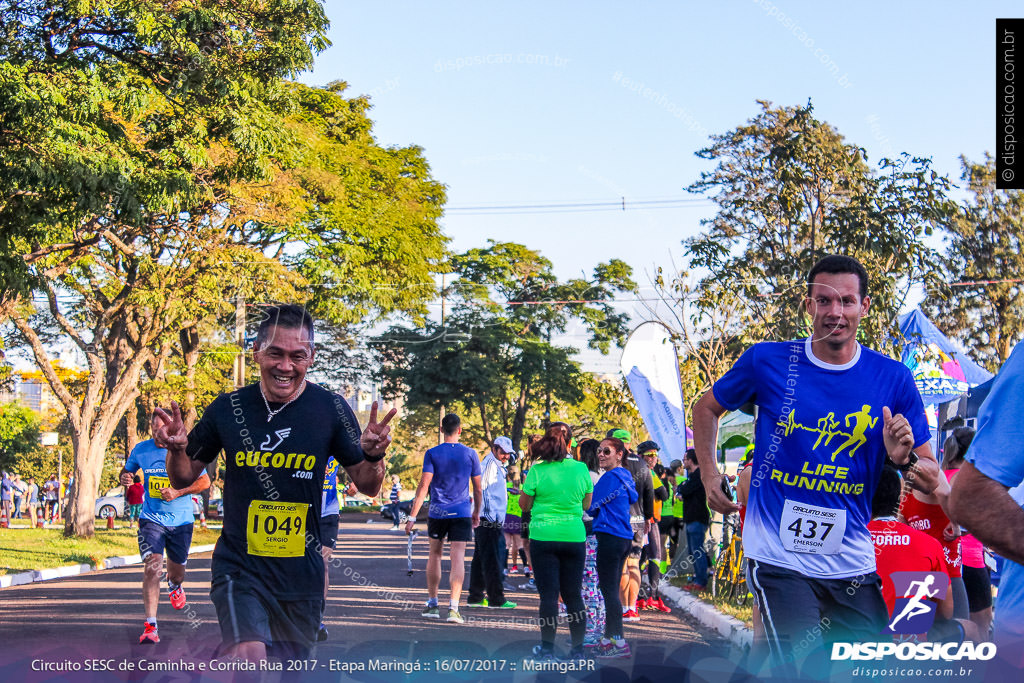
587,437,638,659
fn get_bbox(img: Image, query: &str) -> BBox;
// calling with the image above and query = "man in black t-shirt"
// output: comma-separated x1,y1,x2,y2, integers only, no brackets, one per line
678,448,711,592
154,305,395,662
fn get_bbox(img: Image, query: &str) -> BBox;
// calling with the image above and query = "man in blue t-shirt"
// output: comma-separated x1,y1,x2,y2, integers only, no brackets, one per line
121,439,210,644
406,413,482,624
950,340,1024,662
691,255,943,667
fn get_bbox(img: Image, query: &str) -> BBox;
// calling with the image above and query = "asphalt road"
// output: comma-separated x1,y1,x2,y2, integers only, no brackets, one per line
0,513,748,682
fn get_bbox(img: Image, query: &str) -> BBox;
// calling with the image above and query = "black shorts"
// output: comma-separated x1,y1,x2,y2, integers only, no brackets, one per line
427,517,473,543
962,565,993,611
748,558,888,662
137,518,193,565
319,514,339,550
658,516,677,539
521,510,531,540
210,571,320,660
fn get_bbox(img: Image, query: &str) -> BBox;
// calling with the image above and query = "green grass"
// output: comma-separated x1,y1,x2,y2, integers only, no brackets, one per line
0,525,221,575
669,574,754,627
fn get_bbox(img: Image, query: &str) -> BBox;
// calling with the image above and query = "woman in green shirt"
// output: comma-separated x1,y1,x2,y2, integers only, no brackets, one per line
520,434,594,661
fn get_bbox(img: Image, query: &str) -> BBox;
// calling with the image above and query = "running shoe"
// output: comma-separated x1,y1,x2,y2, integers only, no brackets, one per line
560,647,589,663
446,609,465,624
636,598,648,611
510,564,519,574
622,609,640,623
139,622,159,644
317,623,329,642
651,597,672,613
519,579,537,591
487,600,517,609
422,605,441,619
524,566,533,578
682,583,708,593
531,645,555,660
596,640,632,659
467,599,488,608
168,584,186,610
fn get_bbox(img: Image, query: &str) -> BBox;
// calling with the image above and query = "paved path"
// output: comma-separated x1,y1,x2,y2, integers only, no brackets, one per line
0,513,746,682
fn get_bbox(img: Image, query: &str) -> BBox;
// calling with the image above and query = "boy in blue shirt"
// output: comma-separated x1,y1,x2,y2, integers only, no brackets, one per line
121,439,210,644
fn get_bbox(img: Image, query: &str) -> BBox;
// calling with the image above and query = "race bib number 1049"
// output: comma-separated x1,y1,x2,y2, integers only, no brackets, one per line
246,501,309,558
778,499,846,555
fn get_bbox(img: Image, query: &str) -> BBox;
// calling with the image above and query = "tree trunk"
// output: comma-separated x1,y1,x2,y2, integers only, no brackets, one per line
478,396,493,445
63,430,113,538
510,381,530,452
181,326,201,430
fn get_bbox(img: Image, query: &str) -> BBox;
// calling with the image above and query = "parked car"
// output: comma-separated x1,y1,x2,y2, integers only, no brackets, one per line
379,498,428,522
94,487,204,519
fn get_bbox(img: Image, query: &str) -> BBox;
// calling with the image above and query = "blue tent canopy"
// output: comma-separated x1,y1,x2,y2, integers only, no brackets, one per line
898,309,993,405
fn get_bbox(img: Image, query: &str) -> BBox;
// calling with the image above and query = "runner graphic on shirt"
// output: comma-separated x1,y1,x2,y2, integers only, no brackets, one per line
777,404,879,461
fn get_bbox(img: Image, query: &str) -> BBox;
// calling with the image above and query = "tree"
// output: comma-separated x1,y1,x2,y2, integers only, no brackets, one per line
1,4,448,536
0,402,41,472
685,100,957,355
374,242,636,450
922,155,1024,372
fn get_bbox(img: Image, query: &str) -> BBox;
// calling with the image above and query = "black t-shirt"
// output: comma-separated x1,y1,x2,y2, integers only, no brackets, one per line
678,467,711,526
187,383,365,600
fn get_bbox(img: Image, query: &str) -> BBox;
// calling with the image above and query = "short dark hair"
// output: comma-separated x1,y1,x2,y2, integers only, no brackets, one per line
255,304,315,350
441,413,461,436
684,448,698,465
807,255,869,301
533,434,568,463
872,464,903,518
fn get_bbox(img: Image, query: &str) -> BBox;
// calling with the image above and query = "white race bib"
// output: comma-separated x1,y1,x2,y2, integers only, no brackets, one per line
778,499,846,555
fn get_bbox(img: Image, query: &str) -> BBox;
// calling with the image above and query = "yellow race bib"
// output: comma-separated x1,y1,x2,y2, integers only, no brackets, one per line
246,501,309,558
147,476,171,499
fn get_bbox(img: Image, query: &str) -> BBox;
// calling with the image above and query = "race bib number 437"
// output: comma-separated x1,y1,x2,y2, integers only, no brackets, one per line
246,501,309,558
779,499,846,554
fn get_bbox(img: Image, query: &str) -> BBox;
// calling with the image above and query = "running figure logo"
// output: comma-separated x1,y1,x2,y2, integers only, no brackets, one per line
883,571,949,634
777,405,877,461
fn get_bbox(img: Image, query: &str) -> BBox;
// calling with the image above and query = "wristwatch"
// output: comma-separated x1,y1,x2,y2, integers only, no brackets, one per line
896,452,918,472
363,450,387,463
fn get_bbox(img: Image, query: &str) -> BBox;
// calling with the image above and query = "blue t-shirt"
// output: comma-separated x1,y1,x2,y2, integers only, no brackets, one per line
322,457,340,517
125,440,196,528
422,443,482,519
714,338,930,579
588,467,638,539
964,340,1024,640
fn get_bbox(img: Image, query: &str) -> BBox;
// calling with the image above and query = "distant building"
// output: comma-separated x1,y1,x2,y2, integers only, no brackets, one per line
0,374,61,418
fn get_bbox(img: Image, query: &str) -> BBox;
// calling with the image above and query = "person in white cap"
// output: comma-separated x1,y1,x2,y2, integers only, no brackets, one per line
467,437,517,610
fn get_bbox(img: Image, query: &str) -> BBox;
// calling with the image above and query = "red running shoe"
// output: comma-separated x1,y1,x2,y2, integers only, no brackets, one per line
682,583,708,593
139,622,159,644
169,584,186,610
636,598,648,611
651,597,672,612
622,609,640,623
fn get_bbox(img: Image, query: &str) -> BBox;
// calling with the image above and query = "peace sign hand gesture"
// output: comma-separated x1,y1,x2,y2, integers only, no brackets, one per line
361,401,397,458
152,401,188,454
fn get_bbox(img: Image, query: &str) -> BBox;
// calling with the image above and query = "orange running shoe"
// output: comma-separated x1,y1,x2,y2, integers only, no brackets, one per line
139,622,159,644
169,584,186,610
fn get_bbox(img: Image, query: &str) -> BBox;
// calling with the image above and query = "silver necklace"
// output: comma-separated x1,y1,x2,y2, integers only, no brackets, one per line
259,380,306,422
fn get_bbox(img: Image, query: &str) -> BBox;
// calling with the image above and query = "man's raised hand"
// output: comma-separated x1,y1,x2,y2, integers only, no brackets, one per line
152,401,188,452
361,401,397,457
882,406,914,465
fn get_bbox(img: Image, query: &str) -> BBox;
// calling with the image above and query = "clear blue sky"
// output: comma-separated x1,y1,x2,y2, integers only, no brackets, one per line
301,2,1015,372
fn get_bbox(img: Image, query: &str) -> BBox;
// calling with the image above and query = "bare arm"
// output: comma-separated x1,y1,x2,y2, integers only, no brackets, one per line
949,462,1024,566
519,493,533,514
582,493,593,510
471,475,482,528
692,391,741,514
404,471,433,532
162,472,211,502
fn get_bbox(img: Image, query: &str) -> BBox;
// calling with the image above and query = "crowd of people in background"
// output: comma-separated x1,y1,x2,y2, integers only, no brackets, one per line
0,470,64,526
